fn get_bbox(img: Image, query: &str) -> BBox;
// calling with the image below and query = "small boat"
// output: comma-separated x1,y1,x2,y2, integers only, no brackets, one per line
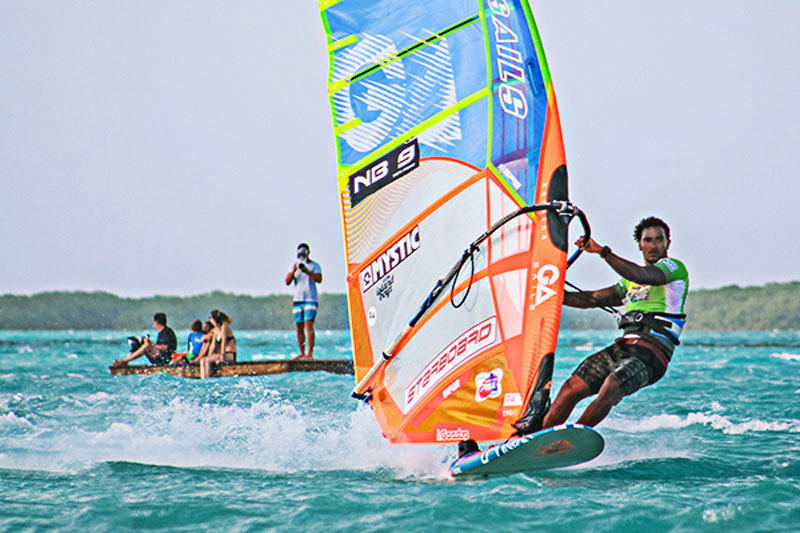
109,359,354,378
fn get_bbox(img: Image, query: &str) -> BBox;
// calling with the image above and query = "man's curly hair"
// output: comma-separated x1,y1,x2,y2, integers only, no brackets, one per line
633,216,670,242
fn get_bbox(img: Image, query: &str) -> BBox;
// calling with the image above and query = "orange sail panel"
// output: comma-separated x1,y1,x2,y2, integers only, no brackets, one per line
320,1,570,444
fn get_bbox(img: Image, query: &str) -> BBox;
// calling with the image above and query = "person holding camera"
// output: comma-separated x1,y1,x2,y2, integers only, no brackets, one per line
285,243,323,360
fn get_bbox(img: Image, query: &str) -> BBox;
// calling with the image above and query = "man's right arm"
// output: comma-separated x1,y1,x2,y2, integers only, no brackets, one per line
563,285,623,309
285,264,296,286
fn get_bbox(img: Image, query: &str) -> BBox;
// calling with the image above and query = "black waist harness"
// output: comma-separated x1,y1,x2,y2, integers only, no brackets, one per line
617,311,686,346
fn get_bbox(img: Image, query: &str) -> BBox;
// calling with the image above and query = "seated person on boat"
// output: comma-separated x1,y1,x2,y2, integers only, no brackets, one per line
192,310,236,378
172,319,205,365
112,312,177,367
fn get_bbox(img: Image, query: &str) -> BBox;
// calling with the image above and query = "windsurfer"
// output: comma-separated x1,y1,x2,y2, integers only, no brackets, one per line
540,216,689,429
112,312,177,367
285,243,323,360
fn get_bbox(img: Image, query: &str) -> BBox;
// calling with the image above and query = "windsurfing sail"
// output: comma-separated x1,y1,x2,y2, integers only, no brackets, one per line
319,0,586,444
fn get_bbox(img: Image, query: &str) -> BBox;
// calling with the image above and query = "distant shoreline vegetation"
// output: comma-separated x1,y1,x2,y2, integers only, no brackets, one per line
1,282,798,331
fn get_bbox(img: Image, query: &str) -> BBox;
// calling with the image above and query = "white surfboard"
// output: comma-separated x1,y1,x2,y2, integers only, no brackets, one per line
449,424,604,479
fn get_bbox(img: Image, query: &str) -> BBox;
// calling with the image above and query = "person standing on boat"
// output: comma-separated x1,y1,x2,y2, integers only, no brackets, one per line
112,312,177,367
538,216,688,431
285,243,322,360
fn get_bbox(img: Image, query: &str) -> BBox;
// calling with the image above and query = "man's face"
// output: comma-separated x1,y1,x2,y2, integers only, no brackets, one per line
638,226,669,265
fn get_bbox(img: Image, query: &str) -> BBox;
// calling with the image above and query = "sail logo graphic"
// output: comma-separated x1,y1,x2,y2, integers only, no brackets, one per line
530,264,560,308
475,369,504,402
349,139,419,206
405,317,497,412
331,33,461,158
360,225,420,292
489,0,529,119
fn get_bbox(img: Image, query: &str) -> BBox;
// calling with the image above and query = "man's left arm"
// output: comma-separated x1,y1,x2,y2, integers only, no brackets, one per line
604,252,666,286
301,262,322,284
578,237,667,286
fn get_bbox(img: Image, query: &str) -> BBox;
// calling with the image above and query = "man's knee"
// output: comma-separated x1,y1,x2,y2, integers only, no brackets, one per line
556,375,590,402
597,375,622,406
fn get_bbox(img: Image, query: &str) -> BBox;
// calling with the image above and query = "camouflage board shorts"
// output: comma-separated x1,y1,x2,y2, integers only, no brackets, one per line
573,340,667,397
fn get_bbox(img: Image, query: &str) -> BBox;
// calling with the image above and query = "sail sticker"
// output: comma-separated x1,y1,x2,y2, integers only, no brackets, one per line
503,392,522,407
375,274,394,301
475,369,504,402
348,139,420,206
360,225,421,292
405,316,497,412
442,379,461,400
436,427,470,443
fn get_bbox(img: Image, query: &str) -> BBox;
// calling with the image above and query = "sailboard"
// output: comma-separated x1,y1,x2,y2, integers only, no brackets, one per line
449,424,603,478
319,0,596,468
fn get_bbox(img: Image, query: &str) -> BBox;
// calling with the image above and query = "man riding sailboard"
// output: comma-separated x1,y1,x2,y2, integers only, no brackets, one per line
541,216,689,429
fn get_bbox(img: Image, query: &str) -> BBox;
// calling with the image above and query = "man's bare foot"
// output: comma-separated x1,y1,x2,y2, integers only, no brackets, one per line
292,354,313,361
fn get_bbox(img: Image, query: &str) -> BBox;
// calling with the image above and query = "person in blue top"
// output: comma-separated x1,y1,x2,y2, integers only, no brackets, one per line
539,216,689,431
285,243,323,360
186,320,204,359
173,319,205,365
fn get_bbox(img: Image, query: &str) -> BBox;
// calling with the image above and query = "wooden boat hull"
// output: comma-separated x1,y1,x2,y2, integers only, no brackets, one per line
109,359,354,378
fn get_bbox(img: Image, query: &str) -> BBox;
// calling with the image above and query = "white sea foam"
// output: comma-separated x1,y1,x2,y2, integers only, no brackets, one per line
771,352,800,362
0,412,34,428
604,411,800,435
702,504,739,523
575,343,594,352
0,392,449,478
86,392,113,402
250,353,284,361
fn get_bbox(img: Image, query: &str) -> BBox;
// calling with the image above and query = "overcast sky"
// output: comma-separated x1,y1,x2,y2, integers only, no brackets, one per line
2,1,798,298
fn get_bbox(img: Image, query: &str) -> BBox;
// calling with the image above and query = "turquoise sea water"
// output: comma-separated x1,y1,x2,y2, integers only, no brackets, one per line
2,329,800,532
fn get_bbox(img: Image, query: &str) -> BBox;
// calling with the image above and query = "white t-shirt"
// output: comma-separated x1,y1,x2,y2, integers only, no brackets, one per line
290,260,322,302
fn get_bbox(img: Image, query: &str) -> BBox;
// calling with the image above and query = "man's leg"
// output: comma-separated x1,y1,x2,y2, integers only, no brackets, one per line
576,374,622,427
576,353,649,427
304,319,316,359
116,339,151,365
295,322,306,357
542,374,592,429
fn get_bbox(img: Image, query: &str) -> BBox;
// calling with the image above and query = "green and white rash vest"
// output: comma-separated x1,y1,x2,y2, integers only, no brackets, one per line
614,257,689,353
